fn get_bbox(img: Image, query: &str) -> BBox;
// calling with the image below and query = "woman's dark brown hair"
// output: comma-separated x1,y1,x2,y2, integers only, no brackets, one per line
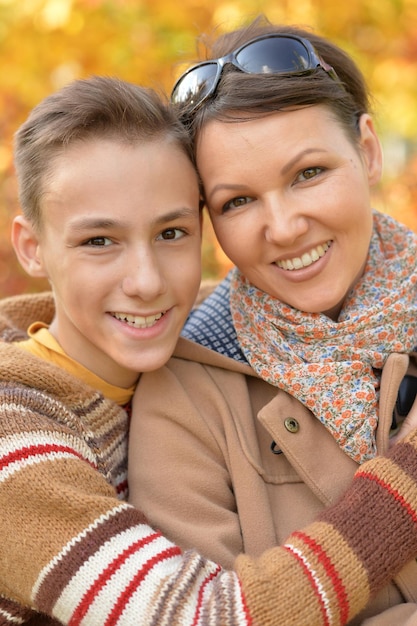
175,16,371,146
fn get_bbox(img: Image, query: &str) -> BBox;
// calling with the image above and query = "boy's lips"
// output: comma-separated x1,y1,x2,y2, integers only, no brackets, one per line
110,311,166,328
275,240,332,270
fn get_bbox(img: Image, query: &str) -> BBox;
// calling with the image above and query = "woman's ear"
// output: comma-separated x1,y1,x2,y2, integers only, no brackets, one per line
11,215,48,278
358,114,383,186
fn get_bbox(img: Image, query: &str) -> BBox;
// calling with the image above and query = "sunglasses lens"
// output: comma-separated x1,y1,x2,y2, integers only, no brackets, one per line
236,37,312,74
172,63,218,105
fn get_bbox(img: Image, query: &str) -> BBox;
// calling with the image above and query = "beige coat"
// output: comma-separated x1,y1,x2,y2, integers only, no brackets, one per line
128,338,417,625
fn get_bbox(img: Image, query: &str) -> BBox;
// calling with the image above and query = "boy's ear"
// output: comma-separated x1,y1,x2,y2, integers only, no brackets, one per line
11,215,48,278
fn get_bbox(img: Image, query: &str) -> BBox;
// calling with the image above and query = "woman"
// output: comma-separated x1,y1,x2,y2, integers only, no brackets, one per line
129,17,417,625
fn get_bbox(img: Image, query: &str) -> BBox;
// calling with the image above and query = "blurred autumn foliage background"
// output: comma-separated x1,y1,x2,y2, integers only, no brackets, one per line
1,0,417,296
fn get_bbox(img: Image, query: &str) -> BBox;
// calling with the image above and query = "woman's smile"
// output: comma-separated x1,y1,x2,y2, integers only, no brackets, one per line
275,240,332,271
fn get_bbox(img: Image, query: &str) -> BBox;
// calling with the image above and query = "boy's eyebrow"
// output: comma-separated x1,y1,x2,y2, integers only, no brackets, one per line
152,208,198,225
69,218,118,231
69,208,198,232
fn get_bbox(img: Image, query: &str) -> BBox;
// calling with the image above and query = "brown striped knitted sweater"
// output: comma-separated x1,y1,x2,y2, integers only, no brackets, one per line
0,291,417,625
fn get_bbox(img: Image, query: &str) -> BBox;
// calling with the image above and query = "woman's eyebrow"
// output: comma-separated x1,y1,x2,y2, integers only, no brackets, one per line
280,148,328,176
206,183,250,203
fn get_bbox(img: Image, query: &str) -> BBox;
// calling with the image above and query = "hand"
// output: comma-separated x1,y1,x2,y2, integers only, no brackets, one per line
390,393,417,447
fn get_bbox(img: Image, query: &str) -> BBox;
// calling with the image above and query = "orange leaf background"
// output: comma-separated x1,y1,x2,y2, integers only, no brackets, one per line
1,0,417,296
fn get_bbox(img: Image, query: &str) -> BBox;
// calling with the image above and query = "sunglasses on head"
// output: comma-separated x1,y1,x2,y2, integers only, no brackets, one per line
171,34,340,114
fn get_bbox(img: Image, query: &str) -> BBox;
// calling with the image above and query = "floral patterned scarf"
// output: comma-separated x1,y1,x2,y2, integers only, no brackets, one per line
230,211,417,462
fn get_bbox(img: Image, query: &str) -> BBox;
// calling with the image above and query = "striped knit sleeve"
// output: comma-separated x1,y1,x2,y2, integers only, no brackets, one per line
4,436,417,626
0,377,251,625
236,428,417,626
0,434,251,626
1,518,250,625
31,505,250,625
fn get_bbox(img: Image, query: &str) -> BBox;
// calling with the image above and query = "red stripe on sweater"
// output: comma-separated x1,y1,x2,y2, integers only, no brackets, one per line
116,478,128,495
68,531,162,625
239,582,253,626
284,543,331,626
104,545,182,626
292,531,349,624
0,444,96,469
190,565,252,626
191,564,222,626
356,469,417,524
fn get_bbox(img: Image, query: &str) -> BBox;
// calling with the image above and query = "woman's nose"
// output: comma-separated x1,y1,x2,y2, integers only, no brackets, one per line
263,196,308,245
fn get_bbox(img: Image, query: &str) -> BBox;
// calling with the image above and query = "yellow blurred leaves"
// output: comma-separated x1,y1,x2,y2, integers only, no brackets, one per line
12,0,74,29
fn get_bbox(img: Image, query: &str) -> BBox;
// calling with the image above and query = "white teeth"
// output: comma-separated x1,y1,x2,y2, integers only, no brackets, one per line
112,311,165,328
277,241,332,271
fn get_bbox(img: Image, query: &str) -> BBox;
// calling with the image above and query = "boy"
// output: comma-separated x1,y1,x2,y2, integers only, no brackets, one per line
1,75,417,625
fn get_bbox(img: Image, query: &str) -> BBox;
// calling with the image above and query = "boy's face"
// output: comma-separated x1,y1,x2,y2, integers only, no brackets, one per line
16,137,202,387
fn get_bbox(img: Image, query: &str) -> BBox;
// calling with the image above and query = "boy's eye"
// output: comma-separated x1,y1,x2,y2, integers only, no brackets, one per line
84,236,113,247
222,196,252,213
157,228,185,241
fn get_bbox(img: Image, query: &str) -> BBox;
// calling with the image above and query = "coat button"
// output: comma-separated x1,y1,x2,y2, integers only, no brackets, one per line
284,417,299,433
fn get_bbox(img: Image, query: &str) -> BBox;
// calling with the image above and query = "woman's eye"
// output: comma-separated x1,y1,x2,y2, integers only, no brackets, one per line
296,167,324,182
222,196,252,212
157,228,185,241
84,236,113,247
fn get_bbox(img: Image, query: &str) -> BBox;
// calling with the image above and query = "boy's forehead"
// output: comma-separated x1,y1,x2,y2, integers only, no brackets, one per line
39,132,198,216
44,135,196,188
40,139,200,234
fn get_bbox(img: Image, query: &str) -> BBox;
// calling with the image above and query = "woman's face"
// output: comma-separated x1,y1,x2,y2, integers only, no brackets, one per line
196,105,382,319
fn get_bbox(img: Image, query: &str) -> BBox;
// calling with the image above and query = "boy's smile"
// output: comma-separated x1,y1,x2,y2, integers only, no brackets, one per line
19,137,201,387
110,311,166,328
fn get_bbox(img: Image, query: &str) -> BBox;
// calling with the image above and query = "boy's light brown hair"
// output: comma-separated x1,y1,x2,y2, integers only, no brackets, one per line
14,76,193,231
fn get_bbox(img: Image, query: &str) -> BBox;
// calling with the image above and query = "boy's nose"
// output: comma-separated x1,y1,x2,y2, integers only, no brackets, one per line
122,250,166,300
